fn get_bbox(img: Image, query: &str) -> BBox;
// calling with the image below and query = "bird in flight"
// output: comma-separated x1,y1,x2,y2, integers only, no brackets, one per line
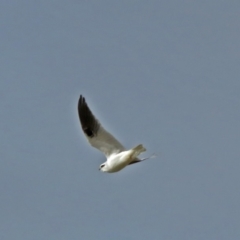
78,95,154,173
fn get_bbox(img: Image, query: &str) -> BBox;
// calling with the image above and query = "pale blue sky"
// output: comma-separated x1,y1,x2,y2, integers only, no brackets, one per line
1,1,240,239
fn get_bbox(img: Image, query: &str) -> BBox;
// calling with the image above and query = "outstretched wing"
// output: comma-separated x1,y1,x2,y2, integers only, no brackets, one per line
78,95,125,157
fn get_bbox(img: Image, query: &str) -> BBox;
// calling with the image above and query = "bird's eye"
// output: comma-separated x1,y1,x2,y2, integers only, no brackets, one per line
100,164,105,168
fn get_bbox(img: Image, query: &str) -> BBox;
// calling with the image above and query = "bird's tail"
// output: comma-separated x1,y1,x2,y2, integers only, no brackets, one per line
131,144,146,158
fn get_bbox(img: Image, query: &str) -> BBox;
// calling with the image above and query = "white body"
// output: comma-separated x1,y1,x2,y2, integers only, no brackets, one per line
102,145,146,173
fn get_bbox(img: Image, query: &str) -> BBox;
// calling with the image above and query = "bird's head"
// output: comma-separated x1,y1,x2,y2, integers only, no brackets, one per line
99,163,108,172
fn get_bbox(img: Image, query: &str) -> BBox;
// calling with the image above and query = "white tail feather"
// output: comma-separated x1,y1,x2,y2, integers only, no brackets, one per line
140,153,157,162
132,144,146,154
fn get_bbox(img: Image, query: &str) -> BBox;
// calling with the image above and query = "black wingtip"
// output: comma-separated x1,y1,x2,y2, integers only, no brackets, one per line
78,94,87,119
78,95,100,138
78,95,87,114
78,95,84,106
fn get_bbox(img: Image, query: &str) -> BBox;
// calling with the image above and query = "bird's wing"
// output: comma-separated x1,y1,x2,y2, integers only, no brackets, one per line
78,95,125,157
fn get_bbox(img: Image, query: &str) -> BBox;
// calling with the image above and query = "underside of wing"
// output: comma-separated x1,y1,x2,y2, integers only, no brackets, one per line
78,95,125,157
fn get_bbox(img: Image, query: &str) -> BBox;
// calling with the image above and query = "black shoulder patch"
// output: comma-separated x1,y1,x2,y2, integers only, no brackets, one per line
84,128,94,138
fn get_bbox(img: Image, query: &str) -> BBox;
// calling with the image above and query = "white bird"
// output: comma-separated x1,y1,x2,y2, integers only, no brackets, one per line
78,95,153,173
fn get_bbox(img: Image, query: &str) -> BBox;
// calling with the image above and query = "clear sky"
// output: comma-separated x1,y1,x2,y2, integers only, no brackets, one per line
1,1,240,239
